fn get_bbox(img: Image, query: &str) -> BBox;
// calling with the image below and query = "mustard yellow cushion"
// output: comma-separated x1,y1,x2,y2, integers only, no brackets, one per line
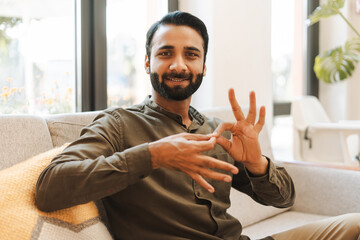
0,144,112,239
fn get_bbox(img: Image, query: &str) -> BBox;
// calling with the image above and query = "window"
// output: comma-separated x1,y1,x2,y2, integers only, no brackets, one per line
271,0,319,115
0,0,178,113
271,0,307,160
271,0,305,108
0,0,76,114
106,0,168,108
270,0,319,161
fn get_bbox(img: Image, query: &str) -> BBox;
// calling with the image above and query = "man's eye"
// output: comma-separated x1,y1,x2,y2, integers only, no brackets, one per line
159,52,171,56
186,52,199,57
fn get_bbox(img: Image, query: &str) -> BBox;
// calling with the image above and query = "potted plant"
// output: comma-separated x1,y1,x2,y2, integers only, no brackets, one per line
308,0,360,84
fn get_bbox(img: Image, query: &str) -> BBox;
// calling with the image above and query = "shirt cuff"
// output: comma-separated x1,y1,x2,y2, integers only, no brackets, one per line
245,157,277,189
124,143,153,185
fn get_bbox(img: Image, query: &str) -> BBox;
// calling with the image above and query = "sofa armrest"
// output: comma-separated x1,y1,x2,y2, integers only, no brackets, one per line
279,161,360,216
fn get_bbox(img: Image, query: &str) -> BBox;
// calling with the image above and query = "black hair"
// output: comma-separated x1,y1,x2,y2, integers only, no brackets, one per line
145,11,209,59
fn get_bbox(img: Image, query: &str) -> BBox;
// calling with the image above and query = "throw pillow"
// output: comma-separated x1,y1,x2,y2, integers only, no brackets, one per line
0,144,113,240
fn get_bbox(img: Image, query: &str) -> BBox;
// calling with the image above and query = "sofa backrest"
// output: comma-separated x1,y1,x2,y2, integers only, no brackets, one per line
0,107,274,171
46,111,100,147
0,115,53,170
284,162,360,215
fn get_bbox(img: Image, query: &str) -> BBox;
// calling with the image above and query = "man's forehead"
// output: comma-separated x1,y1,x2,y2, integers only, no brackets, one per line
151,24,204,51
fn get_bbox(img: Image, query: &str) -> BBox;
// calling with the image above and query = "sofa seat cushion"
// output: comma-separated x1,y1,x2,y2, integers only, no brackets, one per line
0,144,112,240
0,115,53,170
242,211,329,239
228,188,290,228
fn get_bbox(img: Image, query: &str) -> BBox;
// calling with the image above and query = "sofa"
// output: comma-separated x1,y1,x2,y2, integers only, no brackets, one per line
1,107,360,239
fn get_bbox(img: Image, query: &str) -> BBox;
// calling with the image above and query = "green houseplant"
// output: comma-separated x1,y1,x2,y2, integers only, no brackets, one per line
308,0,360,83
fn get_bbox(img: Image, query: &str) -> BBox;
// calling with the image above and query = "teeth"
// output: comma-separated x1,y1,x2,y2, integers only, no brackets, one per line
168,78,185,82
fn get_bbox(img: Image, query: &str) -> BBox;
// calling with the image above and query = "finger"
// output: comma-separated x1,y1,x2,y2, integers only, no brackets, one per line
182,133,212,141
246,91,257,124
228,88,245,121
198,168,233,183
213,122,236,137
196,154,239,175
215,136,232,152
190,137,216,152
182,164,233,183
254,105,266,133
185,170,215,193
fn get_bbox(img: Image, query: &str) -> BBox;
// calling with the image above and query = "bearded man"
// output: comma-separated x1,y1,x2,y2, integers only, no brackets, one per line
36,11,360,240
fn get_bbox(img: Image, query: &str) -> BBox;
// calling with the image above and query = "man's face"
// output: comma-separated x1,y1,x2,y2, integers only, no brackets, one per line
145,24,206,101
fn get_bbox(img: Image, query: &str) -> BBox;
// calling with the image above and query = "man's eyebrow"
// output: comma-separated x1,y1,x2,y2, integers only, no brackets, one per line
157,45,201,53
184,46,201,52
158,45,174,50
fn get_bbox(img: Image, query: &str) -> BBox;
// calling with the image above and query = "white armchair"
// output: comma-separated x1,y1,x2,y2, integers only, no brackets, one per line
291,95,360,166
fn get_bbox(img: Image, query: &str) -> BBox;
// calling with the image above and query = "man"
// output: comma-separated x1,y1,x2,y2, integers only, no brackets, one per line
36,11,359,240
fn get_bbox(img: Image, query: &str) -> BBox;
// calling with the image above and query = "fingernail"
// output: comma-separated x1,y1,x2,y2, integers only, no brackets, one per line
231,168,239,175
208,188,214,193
224,176,232,182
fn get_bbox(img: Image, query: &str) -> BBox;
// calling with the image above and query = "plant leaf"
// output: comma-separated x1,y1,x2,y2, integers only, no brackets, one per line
307,0,345,25
314,38,360,83
327,0,345,9
308,6,337,25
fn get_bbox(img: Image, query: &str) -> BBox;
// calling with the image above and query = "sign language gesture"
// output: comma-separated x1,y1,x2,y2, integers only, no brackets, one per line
213,89,268,176
149,133,239,193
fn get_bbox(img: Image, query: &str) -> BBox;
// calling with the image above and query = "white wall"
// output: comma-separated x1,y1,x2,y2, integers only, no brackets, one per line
345,0,360,120
179,0,273,128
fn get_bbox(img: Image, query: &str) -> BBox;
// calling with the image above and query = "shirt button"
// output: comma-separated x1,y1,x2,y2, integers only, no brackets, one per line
197,192,201,197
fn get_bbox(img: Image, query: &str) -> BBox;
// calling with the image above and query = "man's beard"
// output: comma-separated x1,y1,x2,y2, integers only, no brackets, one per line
150,72,203,101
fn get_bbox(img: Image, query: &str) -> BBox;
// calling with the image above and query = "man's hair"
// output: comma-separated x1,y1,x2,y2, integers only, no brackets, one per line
146,11,209,59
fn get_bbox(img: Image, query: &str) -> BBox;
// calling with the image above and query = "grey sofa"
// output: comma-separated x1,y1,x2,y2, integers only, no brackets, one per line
1,107,359,239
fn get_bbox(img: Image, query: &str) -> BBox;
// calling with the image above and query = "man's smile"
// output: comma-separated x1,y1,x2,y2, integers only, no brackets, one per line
166,77,188,82
163,73,193,84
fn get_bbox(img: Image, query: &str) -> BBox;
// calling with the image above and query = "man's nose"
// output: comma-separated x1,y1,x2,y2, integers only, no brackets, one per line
169,55,187,72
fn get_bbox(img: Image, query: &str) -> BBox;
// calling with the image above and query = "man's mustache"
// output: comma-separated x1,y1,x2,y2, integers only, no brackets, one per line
162,72,193,79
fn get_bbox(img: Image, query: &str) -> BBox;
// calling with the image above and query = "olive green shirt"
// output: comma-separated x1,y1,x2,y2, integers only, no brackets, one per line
36,96,295,240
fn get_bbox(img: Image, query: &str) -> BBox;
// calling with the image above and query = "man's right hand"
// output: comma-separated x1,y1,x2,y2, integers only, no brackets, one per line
148,133,239,193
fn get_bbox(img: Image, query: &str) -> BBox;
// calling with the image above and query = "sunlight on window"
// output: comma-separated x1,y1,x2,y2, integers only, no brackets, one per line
0,0,76,114
271,0,304,103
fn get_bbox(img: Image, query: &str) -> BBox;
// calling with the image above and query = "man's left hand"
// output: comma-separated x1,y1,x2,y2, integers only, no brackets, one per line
213,88,268,176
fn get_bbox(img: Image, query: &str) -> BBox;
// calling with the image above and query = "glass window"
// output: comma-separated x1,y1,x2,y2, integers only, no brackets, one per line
271,0,306,161
106,0,168,108
0,0,76,114
271,0,305,103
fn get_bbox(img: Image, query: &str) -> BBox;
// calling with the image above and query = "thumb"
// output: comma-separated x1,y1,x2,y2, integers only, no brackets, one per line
216,136,232,152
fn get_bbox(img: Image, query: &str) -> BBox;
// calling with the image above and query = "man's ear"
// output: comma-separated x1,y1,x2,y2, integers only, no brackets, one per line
203,58,207,76
145,55,150,74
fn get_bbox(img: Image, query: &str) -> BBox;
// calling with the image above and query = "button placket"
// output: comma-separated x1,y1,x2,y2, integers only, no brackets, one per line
193,180,205,199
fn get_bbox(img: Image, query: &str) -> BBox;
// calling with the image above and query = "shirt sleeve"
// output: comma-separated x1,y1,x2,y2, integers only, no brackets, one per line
232,157,295,208
35,110,153,212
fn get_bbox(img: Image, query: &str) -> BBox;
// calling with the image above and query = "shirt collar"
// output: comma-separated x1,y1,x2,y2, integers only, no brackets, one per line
143,95,205,128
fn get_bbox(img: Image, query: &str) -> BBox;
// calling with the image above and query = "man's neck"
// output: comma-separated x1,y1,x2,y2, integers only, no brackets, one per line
151,94,192,128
